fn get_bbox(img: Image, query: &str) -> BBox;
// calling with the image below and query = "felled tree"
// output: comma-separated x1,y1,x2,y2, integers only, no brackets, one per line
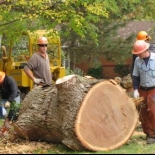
13,75,138,151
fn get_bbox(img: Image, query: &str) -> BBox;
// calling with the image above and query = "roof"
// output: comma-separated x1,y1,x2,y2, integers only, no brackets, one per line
118,21,155,42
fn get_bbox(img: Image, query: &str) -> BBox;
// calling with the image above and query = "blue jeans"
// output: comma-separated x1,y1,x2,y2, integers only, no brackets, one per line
0,95,20,117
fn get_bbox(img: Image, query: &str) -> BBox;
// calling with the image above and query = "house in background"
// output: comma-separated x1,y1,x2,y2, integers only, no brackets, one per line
75,21,155,78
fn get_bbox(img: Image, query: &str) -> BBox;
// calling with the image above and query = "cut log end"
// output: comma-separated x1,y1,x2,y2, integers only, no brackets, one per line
75,80,138,151
56,74,76,89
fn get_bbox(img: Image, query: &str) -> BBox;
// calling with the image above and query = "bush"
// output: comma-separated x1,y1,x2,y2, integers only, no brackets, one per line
114,64,131,77
87,66,103,79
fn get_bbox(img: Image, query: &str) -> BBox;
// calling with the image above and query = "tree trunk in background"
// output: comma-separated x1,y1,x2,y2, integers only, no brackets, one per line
13,75,138,152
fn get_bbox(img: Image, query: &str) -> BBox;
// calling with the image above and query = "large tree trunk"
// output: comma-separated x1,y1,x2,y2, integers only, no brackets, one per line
13,75,138,152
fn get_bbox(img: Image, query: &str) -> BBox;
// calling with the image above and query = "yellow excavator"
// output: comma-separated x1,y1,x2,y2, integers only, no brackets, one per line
0,30,65,98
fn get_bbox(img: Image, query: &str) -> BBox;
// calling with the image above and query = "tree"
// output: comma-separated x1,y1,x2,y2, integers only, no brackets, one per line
0,0,143,41
1,0,155,69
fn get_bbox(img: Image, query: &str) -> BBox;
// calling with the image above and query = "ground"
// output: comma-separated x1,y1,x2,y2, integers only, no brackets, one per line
0,120,144,154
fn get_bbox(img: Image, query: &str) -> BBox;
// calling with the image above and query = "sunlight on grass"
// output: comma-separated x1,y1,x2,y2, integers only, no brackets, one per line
0,119,4,126
96,135,155,154
31,134,155,154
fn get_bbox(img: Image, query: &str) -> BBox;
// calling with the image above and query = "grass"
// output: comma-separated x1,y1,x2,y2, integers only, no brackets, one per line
27,133,155,154
0,119,4,126
33,134,155,154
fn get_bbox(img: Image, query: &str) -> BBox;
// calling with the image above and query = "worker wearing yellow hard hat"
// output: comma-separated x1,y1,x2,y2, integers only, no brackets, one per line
136,31,152,41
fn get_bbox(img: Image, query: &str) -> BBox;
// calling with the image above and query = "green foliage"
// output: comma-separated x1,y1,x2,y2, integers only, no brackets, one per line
65,68,75,75
65,67,84,76
114,64,131,77
0,0,150,44
87,66,103,79
10,101,21,111
1,0,155,76
67,19,136,67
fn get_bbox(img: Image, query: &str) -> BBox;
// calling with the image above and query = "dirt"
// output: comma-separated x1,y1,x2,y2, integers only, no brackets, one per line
0,132,52,154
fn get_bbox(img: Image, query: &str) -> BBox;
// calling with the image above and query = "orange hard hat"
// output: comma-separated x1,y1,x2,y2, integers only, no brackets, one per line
0,71,5,83
37,36,48,44
132,40,150,54
136,31,151,41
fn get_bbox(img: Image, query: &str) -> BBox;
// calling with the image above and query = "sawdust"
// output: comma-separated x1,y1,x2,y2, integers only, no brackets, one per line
0,126,53,154
0,138,52,154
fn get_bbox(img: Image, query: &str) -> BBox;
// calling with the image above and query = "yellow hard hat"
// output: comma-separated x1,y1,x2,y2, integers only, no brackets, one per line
37,36,48,44
0,71,5,83
136,31,151,41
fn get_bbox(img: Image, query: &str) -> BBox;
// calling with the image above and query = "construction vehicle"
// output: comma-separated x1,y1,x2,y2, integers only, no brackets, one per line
0,30,65,98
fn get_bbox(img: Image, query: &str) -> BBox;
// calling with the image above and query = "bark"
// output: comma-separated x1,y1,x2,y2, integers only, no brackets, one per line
13,85,62,143
13,75,138,151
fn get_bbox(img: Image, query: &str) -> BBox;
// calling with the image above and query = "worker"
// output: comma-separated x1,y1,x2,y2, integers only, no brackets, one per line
132,40,155,144
0,71,20,122
23,36,52,86
131,31,155,76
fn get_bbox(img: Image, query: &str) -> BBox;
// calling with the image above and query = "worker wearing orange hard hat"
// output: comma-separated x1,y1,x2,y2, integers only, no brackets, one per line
131,31,155,75
24,36,52,86
0,71,20,122
132,40,155,144
136,31,152,41
0,71,5,84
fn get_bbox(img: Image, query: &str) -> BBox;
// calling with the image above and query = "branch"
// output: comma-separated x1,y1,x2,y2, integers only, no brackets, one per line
0,17,28,27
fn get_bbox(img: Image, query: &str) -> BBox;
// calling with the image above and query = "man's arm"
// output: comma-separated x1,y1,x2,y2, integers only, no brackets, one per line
132,58,140,98
24,66,44,84
131,54,137,76
23,66,35,81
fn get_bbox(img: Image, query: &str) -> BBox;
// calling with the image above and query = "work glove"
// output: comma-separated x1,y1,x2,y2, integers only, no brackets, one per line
134,89,140,98
4,101,11,109
33,78,44,84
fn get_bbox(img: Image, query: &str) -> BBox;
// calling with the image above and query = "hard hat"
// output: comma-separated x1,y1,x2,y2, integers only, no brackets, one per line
132,40,150,54
136,31,151,41
37,36,48,44
0,71,5,83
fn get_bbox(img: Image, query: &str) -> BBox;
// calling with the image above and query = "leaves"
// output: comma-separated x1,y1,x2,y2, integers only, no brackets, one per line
1,0,155,70
0,0,147,41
